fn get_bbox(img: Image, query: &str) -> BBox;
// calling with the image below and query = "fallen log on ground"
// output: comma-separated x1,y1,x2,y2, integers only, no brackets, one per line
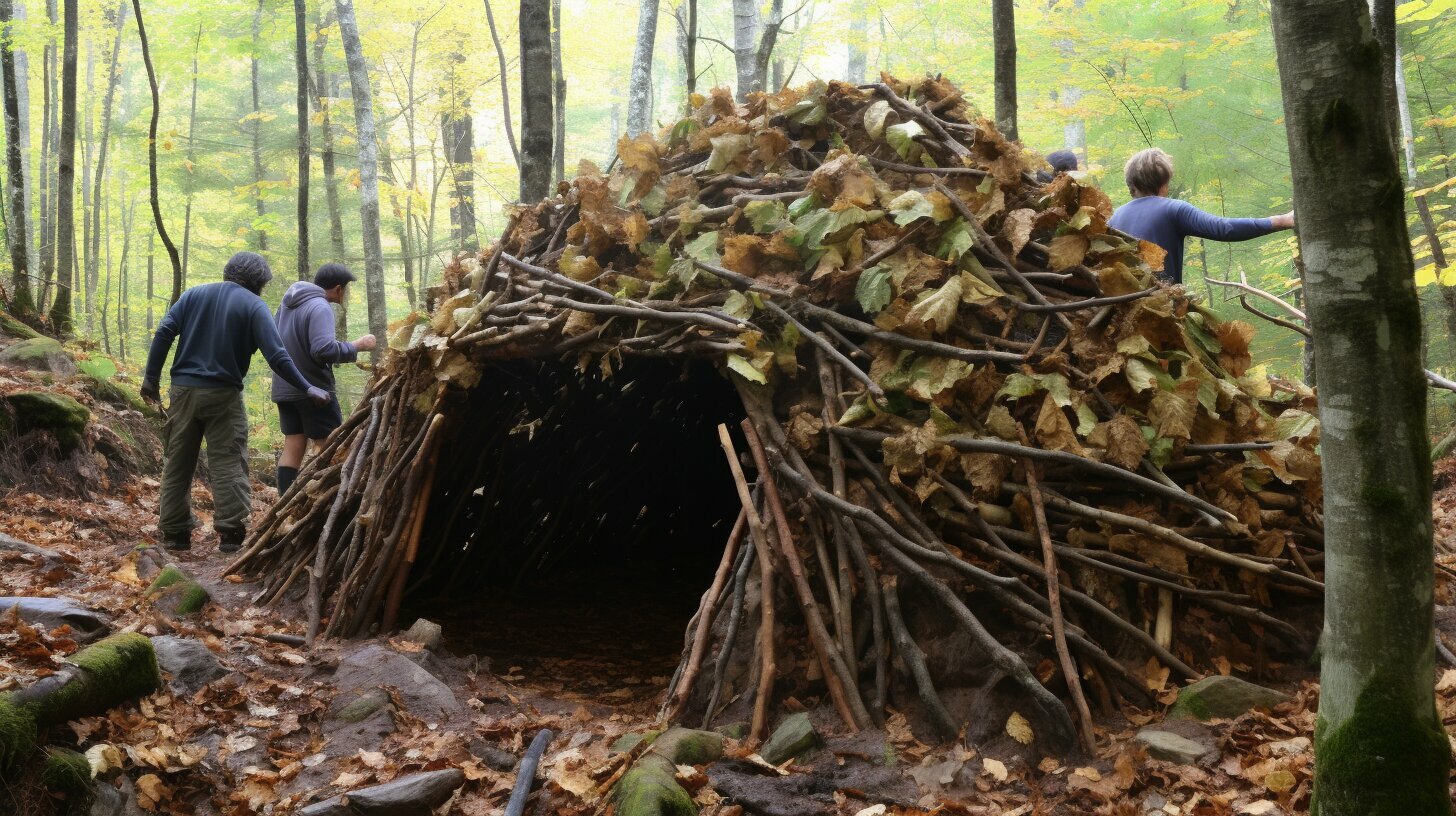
0,632,161,770
612,728,724,816
230,74,1326,755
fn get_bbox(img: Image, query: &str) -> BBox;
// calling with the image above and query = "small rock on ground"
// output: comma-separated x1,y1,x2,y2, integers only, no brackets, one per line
1135,728,1218,765
1168,675,1290,721
152,635,227,694
0,596,111,641
761,712,822,765
334,644,465,726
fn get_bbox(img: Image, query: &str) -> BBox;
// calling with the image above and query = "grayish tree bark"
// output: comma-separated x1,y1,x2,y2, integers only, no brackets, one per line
46,0,75,330
750,0,784,94
992,0,1017,141
180,23,199,290
87,1,126,335
0,0,31,314
551,0,565,183
518,0,553,202
626,0,658,137
731,0,757,100
1270,0,1451,812
294,0,310,279
482,0,519,167
37,0,55,310
846,3,866,85
250,0,268,253
11,0,33,291
334,0,386,362
310,5,348,337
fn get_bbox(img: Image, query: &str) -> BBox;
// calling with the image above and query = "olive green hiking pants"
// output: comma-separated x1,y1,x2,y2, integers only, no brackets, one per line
159,386,250,538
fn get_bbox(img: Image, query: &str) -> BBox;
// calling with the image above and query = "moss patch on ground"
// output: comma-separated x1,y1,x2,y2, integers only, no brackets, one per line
0,310,42,340
146,566,210,615
3,392,90,453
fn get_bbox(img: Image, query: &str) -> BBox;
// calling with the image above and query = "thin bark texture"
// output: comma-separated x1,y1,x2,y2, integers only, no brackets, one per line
180,23,199,290
46,0,76,330
132,0,182,305
482,0,519,166
992,0,1017,141
250,0,268,253
550,0,564,183
294,0,310,279
682,0,696,99
0,0,31,314
731,0,757,99
335,0,386,361
1270,0,1451,813
751,0,784,94
37,0,55,311
846,3,866,84
442,64,477,249
87,1,126,334
626,0,658,137
310,6,348,337
518,0,552,202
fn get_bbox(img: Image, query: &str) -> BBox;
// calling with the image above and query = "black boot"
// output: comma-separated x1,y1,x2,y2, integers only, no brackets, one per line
219,529,245,554
163,531,191,551
277,466,299,496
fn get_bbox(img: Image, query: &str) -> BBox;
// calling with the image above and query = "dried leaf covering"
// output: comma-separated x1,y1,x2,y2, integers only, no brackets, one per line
232,75,1324,756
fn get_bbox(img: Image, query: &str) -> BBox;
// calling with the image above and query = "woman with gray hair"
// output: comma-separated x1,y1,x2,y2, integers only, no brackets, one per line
140,251,329,554
1107,147,1294,284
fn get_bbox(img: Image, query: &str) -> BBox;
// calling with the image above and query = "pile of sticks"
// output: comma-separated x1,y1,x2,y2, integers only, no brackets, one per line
229,76,1324,754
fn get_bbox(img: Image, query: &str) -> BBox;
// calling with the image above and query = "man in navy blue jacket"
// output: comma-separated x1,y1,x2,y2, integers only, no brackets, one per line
271,263,375,496
1108,148,1294,284
141,252,329,553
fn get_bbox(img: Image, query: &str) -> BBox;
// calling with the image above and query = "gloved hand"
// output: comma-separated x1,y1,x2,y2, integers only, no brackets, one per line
140,379,161,405
307,386,332,407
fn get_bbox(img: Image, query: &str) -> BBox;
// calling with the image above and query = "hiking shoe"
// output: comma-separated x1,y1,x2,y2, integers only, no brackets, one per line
163,532,191,552
218,529,245,554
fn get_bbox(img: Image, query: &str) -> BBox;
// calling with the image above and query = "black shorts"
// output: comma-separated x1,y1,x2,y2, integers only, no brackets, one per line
276,395,343,440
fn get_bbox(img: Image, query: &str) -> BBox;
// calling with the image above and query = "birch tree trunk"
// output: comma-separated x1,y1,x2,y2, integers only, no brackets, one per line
132,0,182,306
518,0,553,203
992,0,1017,141
334,0,386,361
626,0,658,138
310,6,348,337
12,1,33,293
731,0,757,100
180,23,199,290
846,3,866,85
294,0,310,279
551,0,564,183
88,1,126,334
46,0,75,330
37,0,55,310
80,42,92,331
751,0,783,94
0,0,32,314
1269,0,1452,812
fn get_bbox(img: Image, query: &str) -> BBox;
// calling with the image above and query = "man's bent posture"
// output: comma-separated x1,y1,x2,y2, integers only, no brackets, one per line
1108,148,1294,285
141,252,328,553
272,263,375,496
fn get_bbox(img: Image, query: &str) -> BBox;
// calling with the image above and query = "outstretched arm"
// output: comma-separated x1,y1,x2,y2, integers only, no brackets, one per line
141,294,186,399
1174,200,1292,242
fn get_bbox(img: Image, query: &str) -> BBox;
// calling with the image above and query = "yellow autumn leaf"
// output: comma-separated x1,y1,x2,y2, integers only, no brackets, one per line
1005,711,1034,745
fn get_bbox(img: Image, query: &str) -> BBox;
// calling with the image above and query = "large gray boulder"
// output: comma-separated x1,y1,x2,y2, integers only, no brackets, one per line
333,644,465,726
0,596,111,641
0,336,75,375
1168,675,1290,721
152,636,227,694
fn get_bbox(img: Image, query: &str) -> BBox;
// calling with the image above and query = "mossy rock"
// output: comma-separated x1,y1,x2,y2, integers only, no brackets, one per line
333,689,391,724
79,374,152,416
3,392,90,453
145,566,210,615
0,310,41,340
0,337,75,375
612,729,663,755
760,712,821,765
40,746,92,795
1168,675,1290,721
611,728,723,816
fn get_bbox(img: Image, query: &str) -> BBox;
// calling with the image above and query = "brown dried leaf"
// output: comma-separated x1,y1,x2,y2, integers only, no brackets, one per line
1001,208,1035,256
1047,234,1089,272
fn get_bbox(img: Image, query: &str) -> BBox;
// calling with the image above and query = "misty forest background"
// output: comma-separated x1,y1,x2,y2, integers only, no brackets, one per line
3,0,1455,451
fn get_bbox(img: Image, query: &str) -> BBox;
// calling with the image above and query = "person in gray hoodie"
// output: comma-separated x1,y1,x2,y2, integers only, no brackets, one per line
272,263,376,495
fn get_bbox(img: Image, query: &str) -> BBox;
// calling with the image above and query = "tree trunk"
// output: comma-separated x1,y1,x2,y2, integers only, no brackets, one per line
80,41,91,332
1269,0,1450,812
751,0,784,95
45,0,75,331
551,0,564,184
310,6,348,337
145,228,153,331
131,0,182,305
518,0,553,203
681,0,696,100
0,0,31,315
117,191,130,363
334,0,386,362
482,0,519,167
846,3,866,85
88,1,126,335
37,0,55,312
180,23,199,291
294,0,310,279
250,0,268,253
731,0,757,100
992,0,1017,141
441,57,477,251
10,0,33,301
626,0,658,138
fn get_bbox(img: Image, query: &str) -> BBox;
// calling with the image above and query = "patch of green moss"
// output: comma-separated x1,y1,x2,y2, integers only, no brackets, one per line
79,375,150,416
0,310,42,340
146,566,209,615
39,747,91,795
41,633,162,726
3,391,90,453
334,690,390,724
0,337,71,372
613,760,698,816
611,729,662,754
0,696,40,770
1311,668,1451,815
654,727,724,765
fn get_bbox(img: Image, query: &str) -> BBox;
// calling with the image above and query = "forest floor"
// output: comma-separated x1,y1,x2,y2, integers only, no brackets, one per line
3,416,1456,813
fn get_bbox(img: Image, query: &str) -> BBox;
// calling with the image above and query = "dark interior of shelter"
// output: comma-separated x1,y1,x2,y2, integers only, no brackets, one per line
401,358,745,701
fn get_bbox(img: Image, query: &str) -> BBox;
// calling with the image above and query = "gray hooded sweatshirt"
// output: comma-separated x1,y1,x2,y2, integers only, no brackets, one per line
270,281,358,402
